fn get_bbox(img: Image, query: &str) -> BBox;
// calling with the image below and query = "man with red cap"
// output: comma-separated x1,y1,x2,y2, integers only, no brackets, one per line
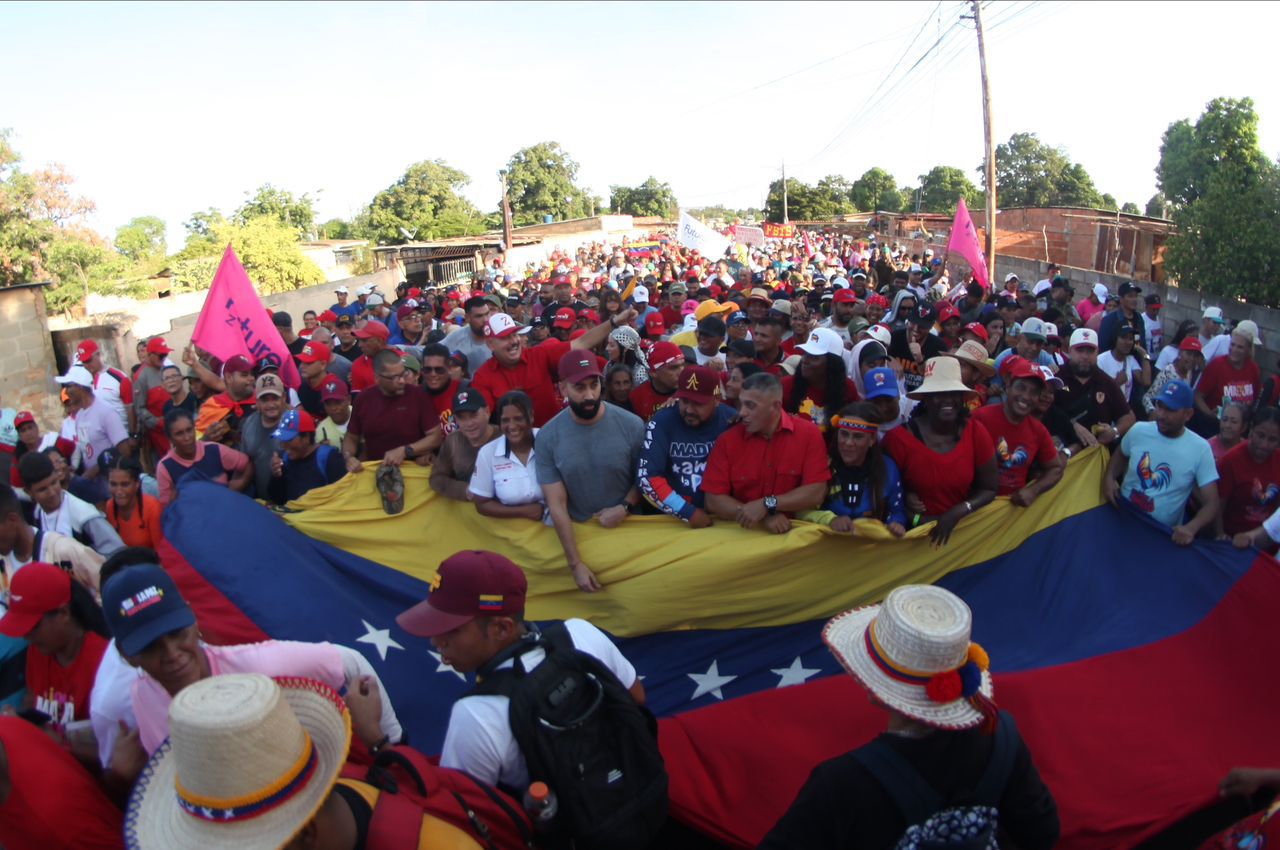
628,341,688,421
74,339,135,434
822,288,861,344
537,349,646,592
348,319,391,393
193,354,256,446
131,337,172,443
637,364,737,527
470,309,632,428
396,550,644,788
972,357,1064,505
295,339,335,418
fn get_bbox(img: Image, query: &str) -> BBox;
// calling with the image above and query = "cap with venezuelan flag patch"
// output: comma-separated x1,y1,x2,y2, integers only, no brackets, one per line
396,550,528,638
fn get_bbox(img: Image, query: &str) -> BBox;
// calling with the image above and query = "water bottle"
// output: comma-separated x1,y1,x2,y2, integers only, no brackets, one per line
522,781,558,832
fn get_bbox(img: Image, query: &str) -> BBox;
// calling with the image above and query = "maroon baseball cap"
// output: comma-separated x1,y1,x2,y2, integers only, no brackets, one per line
319,375,349,402
675,364,723,404
557,349,602,384
396,551,528,637
222,354,253,375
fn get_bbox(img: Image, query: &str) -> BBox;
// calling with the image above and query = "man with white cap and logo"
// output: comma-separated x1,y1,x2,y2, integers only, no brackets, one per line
56,364,132,483
1076,282,1109,326
329,284,360,321
1198,306,1227,350
73,339,135,434
1052,328,1135,453
762,584,1059,850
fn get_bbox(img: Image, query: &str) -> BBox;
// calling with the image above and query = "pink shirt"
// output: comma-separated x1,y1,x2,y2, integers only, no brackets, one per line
73,398,128,469
132,640,344,754
155,441,250,505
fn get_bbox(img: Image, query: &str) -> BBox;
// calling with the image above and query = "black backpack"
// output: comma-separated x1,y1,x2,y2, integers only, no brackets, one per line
852,711,1018,850
468,622,669,850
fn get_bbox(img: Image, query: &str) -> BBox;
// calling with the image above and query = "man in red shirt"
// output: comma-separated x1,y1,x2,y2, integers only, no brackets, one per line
348,319,390,393
660,282,687,327
469,309,633,427
1195,326,1262,423
703,372,830,533
972,357,1064,506
419,342,461,434
628,342,686,420
343,349,442,472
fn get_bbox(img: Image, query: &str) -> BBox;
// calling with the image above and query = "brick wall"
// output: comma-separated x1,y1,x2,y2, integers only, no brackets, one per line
0,284,64,429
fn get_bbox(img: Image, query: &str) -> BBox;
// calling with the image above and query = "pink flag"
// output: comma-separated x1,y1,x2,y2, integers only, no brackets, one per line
191,245,302,388
946,198,989,289
802,228,814,259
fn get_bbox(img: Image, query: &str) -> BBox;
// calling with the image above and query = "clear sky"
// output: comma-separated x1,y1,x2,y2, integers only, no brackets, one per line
3,1,1276,251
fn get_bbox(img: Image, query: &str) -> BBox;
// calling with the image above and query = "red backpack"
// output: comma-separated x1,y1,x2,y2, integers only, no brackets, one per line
341,745,534,850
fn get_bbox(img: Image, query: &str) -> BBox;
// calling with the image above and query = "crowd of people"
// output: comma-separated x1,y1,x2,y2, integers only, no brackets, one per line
0,227,1276,848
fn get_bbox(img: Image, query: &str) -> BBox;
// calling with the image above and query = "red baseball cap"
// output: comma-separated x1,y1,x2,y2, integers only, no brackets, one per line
354,320,390,340
557,349,602,384
963,322,989,343
396,551,528,638
1179,337,1203,353
297,341,330,364
674,364,723,404
645,314,667,336
832,289,859,305
0,563,70,638
648,341,684,371
317,310,338,323
76,339,99,362
936,302,961,323
552,308,577,329
580,309,601,325
408,287,422,298
1004,357,1046,385
146,337,172,356
13,410,35,429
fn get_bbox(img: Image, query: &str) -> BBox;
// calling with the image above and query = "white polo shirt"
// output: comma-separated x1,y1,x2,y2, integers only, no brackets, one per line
439,619,638,790
468,431,543,507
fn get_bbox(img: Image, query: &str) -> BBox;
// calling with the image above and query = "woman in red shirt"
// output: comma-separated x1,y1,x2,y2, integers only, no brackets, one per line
1216,406,1280,537
0,563,109,764
883,357,999,546
104,453,165,550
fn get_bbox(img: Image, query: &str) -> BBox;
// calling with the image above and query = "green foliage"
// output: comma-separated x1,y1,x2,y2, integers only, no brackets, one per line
211,216,325,295
1099,193,1118,212
114,215,166,262
986,132,1104,208
1157,97,1268,212
609,177,677,218
1145,193,1167,219
686,206,762,224
504,142,591,226
899,186,919,213
851,167,903,212
1120,202,1141,215
359,159,484,244
170,255,222,293
917,166,980,215
1165,158,1280,306
319,218,353,239
235,184,317,238
0,129,48,285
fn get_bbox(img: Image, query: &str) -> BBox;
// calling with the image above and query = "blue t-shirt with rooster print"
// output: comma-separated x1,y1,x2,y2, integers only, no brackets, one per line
1120,421,1218,527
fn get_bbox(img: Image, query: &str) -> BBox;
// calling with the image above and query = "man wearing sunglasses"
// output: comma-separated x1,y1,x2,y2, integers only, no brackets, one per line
342,348,442,474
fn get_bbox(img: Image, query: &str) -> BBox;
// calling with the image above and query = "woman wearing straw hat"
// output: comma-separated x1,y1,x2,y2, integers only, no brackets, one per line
882,357,999,546
761,585,1059,850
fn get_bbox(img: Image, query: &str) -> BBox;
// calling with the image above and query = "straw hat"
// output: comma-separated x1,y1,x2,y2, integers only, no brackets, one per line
946,340,996,379
126,674,351,849
823,585,994,730
907,356,978,400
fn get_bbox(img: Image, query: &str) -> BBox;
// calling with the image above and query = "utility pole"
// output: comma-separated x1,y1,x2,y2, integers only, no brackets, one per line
972,0,997,280
499,170,513,255
781,160,789,223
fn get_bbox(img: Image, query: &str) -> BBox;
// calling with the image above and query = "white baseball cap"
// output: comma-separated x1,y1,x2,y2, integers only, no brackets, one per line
56,364,94,387
632,285,650,304
1092,283,1108,301
1233,319,1260,344
334,285,349,295
1037,365,1064,389
484,312,519,339
1004,273,1020,283
1069,328,1099,349
1020,317,1049,341
798,328,845,357
366,294,385,307
1203,306,1225,324
864,324,892,347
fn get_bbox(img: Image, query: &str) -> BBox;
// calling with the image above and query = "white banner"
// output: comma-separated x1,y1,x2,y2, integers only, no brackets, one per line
677,212,732,260
732,225,765,247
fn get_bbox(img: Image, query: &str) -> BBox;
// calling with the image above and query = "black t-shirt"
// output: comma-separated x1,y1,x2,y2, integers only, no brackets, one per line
888,328,945,392
287,336,309,358
297,380,326,420
267,445,347,505
334,339,362,362
760,723,1059,850
1053,368,1130,435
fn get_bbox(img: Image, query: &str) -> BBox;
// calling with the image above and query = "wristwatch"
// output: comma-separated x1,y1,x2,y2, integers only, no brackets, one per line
764,495,778,516
404,444,416,460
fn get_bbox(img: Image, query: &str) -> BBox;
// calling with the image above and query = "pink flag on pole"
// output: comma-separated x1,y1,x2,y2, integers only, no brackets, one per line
191,245,302,388
946,198,990,289
802,228,814,259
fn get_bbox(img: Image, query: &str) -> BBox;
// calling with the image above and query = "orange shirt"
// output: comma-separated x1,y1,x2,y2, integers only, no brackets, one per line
106,493,165,550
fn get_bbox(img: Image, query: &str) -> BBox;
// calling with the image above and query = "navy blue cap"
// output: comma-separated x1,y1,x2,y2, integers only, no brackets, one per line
1154,380,1194,411
102,564,196,656
863,367,899,400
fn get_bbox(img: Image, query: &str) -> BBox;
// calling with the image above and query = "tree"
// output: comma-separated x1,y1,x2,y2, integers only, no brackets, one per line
851,167,902,212
985,132,1104,208
234,184,317,238
504,142,591,226
815,175,856,215
1145,193,1167,219
1099,193,1119,212
764,178,843,222
319,218,353,239
1120,202,1141,215
359,159,484,245
609,177,678,218
1156,97,1268,212
917,166,980,215
1165,159,1280,305
212,216,325,295
114,216,166,262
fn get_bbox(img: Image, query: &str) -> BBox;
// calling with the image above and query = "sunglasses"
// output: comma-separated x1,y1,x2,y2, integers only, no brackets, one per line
421,366,449,374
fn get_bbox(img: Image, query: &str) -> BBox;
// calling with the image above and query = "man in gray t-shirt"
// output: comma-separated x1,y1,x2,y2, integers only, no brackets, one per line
537,349,645,593
239,374,287,498
441,296,493,375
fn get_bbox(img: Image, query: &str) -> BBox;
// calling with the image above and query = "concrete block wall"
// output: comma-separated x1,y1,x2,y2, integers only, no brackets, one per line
0,284,66,429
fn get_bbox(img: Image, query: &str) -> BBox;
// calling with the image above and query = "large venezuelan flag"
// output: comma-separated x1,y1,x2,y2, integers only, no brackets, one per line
160,447,1280,849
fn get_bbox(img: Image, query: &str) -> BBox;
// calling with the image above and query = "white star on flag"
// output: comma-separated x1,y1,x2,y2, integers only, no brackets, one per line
429,651,466,681
771,657,821,688
355,619,404,661
688,660,737,701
